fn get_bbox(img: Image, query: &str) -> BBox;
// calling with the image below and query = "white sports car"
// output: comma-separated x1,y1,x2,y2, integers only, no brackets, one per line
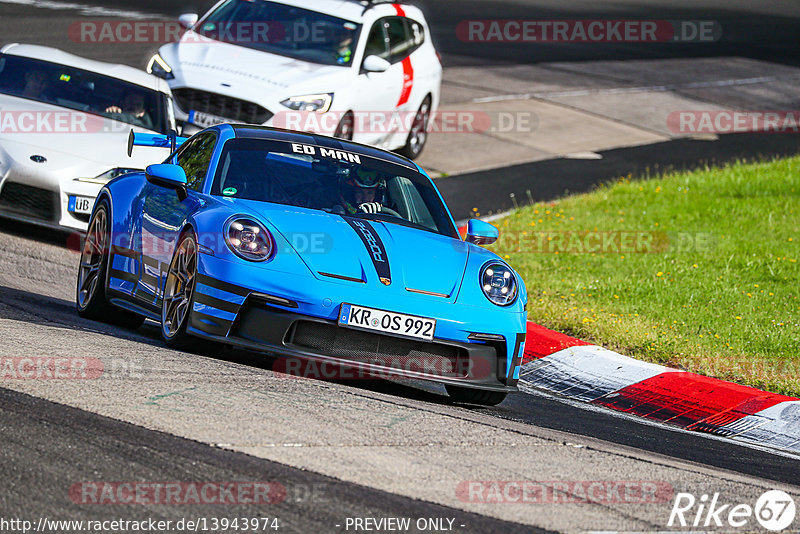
0,44,176,231
148,0,442,159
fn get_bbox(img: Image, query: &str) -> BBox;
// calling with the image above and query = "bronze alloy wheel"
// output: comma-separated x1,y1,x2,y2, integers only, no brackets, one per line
76,207,107,310
162,234,197,339
75,200,144,329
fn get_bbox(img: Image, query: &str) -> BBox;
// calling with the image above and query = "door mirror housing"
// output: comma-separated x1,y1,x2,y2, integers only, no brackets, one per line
178,13,199,29
465,219,499,245
362,55,390,73
146,164,188,200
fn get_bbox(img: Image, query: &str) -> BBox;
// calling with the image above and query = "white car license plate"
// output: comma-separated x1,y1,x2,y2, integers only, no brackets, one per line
338,304,436,341
189,110,235,128
68,195,94,215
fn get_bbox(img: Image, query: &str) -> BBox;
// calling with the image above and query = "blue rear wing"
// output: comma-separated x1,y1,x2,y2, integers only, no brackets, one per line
127,130,188,157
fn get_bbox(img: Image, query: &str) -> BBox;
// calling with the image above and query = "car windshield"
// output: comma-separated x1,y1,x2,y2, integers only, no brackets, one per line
211,138,457,238
0,54,169,133
195,0,361,66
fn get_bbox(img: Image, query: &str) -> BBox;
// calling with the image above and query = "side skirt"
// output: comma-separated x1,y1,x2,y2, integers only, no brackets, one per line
107,294,161,322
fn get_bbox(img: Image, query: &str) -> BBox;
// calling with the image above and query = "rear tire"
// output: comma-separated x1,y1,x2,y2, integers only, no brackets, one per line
446,385,508,406
75,199,144,329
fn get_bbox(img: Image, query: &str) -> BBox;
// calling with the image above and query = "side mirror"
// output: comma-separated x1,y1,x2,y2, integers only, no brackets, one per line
146,164,188,200
465,219,498,245
362,55,390,73
178,13,199,29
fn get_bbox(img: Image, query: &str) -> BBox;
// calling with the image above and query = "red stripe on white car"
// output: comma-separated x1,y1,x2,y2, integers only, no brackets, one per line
397,57,414,107
393,4,414,107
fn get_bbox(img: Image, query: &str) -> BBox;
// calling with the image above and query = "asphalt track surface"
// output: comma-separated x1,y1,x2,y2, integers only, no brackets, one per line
14,0,799,66
0,387,539,533
0,218,799,530
3,0,799,221
1,0,800,532
439,131,800,221
2,0,799,68
1,243,799,490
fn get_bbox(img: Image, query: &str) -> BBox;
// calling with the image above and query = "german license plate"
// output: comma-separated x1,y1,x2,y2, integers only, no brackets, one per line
68,195,94,215
188,110,234,128
338,303,436,341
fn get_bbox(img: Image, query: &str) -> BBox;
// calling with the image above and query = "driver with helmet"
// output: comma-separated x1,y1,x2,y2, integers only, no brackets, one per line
333,167,386,215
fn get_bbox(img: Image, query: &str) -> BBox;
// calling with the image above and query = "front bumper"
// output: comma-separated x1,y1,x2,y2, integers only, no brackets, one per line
59,178,105,230
187,271,524,392
175,106,341,139
171,90,343,138
0,175,101,231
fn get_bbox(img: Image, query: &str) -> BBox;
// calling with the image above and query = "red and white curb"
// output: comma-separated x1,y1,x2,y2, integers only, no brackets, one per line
520,321,800,454
457,222,799,453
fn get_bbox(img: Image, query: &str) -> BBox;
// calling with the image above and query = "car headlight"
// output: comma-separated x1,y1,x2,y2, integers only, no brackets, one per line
280,93,333,113
74,168,142,184
224,217,274,261
147,54,175,80
480,262,518,306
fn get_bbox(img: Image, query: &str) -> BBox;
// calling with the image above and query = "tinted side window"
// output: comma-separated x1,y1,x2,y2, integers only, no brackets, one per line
363,20,389,60
387,17,424,64
0,53,169,134
176,132,217,191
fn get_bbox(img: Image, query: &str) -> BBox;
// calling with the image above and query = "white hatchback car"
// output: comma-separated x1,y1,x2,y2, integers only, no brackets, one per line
0,44,175,231
148,0,442,159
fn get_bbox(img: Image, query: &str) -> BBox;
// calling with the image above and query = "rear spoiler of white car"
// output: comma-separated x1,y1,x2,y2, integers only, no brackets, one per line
127,129,188,157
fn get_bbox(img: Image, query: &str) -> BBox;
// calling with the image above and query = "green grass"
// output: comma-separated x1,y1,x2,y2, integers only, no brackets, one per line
486,156,800,396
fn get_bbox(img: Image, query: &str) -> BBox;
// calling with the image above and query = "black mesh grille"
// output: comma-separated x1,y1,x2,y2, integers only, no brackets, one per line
290,321,469,378
0,182,58,222
173,88,273,124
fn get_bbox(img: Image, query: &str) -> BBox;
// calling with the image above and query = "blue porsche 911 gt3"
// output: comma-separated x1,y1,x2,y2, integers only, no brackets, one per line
76,124,527,405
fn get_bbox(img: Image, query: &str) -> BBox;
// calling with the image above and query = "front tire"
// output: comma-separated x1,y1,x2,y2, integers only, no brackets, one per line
162,231,197,349
161,230,218,353
397,96,431,159
76,199,144,329
334,111,354,140
446,385,508,406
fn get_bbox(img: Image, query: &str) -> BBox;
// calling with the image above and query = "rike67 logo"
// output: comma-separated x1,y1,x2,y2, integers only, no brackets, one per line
668,490,796,531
